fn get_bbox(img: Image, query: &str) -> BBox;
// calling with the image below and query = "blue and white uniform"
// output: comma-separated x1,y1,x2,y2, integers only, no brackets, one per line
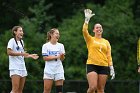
42,42,65,80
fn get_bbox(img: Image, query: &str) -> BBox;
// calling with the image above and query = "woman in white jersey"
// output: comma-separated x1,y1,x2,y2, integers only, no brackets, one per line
42,28,65,93
7,26,39,93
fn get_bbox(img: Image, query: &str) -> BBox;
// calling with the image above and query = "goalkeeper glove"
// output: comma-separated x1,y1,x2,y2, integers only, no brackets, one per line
109,65,115,80
84,9,95,24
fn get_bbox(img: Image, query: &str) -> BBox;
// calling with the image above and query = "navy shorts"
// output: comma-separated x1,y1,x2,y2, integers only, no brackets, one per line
86,64,109,75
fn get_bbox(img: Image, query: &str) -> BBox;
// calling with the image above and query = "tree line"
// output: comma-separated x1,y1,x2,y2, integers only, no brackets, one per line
0,0,140,92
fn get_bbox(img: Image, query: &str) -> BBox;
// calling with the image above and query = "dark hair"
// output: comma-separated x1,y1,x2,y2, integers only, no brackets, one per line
12,26,22,37
47,28,58,41
12,26,24,49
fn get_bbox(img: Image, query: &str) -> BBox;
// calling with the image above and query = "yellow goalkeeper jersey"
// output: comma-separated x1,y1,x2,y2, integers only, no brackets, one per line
82,23,113,66
138,38,140,65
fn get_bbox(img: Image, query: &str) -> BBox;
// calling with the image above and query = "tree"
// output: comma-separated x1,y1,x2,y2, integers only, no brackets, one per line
58,0,139,80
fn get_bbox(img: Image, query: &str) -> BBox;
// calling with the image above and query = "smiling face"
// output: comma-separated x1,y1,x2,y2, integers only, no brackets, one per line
15,27,24,40
51,29,60,42
47,28,60,44
93,23,103,36
12,26,24,40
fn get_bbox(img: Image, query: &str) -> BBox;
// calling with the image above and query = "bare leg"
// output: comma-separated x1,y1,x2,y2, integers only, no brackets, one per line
87,72,98,93
43,79,53,93
97,74,108,93
18,77,26,93
11,75,21,93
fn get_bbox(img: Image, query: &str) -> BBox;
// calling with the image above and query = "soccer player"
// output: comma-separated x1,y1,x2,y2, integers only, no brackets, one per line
137,38,140,73
7,26,39,93
82,9,115,93
42,28,65,93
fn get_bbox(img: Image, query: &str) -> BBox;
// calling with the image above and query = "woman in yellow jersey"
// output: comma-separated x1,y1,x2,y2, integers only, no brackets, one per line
137,38,140,73
83,9,115,93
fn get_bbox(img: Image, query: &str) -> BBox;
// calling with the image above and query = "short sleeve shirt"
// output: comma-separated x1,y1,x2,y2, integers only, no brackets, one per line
42,42,65,74
7,38,26,70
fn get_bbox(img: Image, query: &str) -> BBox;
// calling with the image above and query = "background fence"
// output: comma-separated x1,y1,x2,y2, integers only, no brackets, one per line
0,80,139,93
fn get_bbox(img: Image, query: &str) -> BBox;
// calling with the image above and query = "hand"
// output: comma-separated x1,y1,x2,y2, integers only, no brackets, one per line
84,9,95,24
29,54,39,59
138,66,140,73
60,53,65,61
109,66,115,80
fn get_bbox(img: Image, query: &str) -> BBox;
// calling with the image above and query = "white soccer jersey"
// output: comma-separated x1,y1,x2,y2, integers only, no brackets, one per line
42,42,65,74
7,38,26,70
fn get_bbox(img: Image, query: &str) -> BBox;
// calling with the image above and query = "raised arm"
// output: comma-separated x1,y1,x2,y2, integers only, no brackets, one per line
82,9,95,42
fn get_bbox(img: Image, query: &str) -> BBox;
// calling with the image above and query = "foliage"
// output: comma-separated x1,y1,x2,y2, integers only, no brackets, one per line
0,0,139,80
59,0,140,80
19,0,54,80
0,0,140,92
58,10,87,79
0,30,11,79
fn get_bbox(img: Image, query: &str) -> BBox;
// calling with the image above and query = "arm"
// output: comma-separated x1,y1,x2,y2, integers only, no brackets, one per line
7,48,29,57
7,48,39,59
107,41,115,79
107,41,113,66
7,39,28,56
43,55,60,61
60,53,65,61
42,44,60,61
82,23,90,42
83,9,95,43
137,38,140,73
26,54,39,59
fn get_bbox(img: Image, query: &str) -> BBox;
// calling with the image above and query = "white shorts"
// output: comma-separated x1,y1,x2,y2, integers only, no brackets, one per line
10,70,27,77
43,73,65,81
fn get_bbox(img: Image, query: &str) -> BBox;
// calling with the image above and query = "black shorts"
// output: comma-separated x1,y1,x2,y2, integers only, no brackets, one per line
86,64,109,75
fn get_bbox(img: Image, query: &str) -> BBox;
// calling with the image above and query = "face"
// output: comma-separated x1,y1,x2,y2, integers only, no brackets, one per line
93,24,103,35
51,29,60,42
14,27,24,40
